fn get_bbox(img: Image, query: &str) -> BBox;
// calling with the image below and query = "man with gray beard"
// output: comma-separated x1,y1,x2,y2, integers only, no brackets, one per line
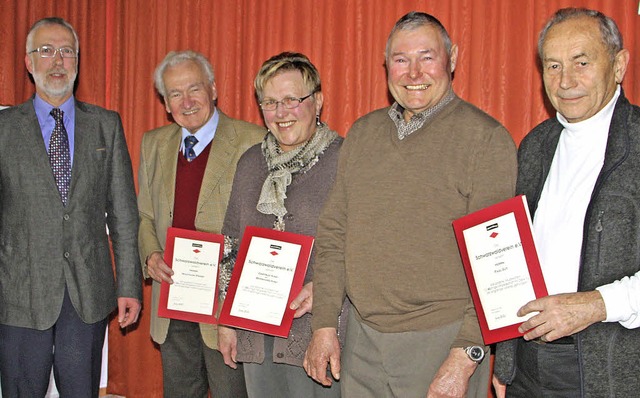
0,17,141,397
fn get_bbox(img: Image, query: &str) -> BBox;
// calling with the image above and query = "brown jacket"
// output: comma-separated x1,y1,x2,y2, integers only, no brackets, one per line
138,110,265,348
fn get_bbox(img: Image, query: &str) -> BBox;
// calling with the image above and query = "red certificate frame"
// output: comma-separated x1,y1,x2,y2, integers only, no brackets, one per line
158,227,224,324
218,226,314,338
452,195,548,344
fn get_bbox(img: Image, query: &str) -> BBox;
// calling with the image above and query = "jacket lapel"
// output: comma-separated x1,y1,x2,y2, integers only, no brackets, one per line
71,101,95,202
591,93,630,197
19,100,63,198
599,94,630,177
159,125,182,210
196,112,237,214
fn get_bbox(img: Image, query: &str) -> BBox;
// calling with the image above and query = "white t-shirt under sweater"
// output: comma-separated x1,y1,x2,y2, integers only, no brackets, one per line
534,85,640,328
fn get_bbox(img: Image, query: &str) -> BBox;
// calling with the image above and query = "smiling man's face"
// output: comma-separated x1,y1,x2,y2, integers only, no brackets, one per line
25,23,78,106
386,24,457,121
541,16,628,123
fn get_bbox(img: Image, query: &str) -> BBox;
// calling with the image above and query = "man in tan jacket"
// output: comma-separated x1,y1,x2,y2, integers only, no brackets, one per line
137,50,264,397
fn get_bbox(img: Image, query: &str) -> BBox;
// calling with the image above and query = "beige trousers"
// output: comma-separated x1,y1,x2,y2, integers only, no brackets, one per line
341,311,490,398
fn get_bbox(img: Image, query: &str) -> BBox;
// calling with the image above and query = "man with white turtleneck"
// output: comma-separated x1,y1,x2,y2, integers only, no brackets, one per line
493,8,640,397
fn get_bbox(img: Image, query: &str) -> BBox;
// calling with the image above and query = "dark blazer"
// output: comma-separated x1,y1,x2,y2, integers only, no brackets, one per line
0,98,142,330
494,91,640,397
137,110,265,348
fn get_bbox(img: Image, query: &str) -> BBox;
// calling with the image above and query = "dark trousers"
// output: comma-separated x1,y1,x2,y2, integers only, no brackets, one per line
507,338,581,398
0,289,107,398
161,319,248,398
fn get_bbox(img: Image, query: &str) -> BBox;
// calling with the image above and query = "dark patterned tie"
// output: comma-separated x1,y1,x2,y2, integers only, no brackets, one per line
184,135,198,162
49,108,72,205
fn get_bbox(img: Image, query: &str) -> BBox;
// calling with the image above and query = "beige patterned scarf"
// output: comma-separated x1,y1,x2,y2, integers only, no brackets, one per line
257,123,338,231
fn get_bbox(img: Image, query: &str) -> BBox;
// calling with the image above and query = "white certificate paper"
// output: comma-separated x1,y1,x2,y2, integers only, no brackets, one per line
167,237,220,315
462,213,536,330
229,237,301,325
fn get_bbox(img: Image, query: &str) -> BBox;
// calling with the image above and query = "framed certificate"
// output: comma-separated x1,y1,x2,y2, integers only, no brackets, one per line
218,226,314,338
158,227,224,324
452,195,548,344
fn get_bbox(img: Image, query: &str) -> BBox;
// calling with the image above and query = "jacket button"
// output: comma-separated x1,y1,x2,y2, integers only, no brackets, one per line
64,252,70,258
276,352,284,359
63,214,70,221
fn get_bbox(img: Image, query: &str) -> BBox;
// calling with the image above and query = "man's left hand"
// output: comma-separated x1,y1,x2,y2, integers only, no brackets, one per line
517,290,606,342
427,348,476,398
117,297,141,328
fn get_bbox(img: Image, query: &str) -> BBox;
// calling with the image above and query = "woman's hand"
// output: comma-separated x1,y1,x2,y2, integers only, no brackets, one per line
290,282,313,318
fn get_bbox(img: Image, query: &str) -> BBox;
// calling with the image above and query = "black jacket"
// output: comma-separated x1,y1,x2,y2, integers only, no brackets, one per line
494,90,640,397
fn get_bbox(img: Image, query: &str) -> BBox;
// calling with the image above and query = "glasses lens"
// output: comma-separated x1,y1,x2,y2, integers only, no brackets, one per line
39,46,55,57
260,100,276,111
59,47,76,58
283,98,301,109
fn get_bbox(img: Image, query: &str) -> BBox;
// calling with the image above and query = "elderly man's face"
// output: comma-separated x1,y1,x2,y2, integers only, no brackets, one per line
386,24,457,122
25,24,78,106
541,16,629,123
163,60,217,134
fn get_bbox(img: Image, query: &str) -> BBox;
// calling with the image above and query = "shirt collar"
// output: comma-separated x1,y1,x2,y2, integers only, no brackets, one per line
34,93,75,126
556,85,620,133
387,88,456,139
180,107,219,151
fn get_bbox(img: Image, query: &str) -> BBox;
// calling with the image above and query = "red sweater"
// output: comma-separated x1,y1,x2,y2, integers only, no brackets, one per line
172,145,212,230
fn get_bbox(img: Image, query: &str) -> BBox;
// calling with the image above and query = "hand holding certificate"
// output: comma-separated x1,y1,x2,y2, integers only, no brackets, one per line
452,195,548,344
158,227,223,324
218,226,314,338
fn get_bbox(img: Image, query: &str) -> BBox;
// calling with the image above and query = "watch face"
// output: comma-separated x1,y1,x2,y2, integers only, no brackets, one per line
468,346,484,361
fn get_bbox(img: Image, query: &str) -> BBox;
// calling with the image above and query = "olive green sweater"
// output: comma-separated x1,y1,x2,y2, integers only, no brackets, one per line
312,96,517,347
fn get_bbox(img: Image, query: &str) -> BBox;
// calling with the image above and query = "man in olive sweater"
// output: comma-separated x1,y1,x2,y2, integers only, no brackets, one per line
304,11,517,397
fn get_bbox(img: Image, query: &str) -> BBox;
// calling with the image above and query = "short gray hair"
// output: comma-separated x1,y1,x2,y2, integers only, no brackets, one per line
385,11,453,61
154,50,215,97
26,17,80,54
538,8,623,60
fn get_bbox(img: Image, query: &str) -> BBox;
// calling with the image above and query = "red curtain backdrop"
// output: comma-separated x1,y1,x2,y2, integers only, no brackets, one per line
1,1,638,396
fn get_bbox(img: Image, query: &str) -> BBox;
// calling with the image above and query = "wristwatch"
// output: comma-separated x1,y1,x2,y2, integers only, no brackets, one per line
463,346,485,364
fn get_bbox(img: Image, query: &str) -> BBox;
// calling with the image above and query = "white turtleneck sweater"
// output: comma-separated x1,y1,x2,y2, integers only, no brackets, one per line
534,85,640,329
